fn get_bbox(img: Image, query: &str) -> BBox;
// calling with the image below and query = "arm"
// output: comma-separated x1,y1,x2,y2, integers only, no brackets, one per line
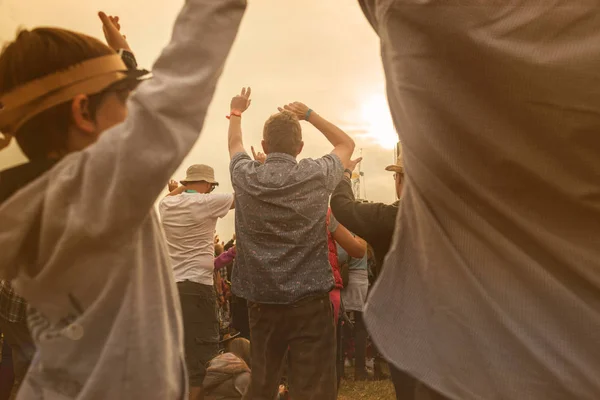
214,246,236,271
330,176,398,245
228,87,252,159
74,2,246,237
165,180,186,197
281,102,355,168
332,223,367,259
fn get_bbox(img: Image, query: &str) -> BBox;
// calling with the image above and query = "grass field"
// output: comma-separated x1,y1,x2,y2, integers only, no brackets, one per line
338,368,396,400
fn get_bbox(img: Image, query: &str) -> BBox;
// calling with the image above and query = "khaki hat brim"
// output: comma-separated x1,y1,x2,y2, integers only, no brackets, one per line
385,165,403,173
180,180,219,186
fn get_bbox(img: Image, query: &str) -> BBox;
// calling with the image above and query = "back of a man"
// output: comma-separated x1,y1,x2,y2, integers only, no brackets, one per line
360,2,600,399
226,88,354,400
159,164,234,400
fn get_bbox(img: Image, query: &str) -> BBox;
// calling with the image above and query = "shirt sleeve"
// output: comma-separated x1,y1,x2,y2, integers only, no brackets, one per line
230,152,253,191
314,153,344,192
328,212,340,233
54,0,246,240
330,177,398,245
207,193,234,218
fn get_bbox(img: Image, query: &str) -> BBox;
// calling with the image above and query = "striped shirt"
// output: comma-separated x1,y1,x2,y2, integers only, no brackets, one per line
362,2,600,399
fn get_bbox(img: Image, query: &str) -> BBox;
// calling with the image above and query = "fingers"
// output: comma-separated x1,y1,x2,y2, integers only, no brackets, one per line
353,157,363,164
251,146,257,158
246,87,252,99
241,87,246,97
98,11,111,27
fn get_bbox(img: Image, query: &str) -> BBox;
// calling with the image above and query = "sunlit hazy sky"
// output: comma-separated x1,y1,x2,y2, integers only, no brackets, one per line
0,0,398,240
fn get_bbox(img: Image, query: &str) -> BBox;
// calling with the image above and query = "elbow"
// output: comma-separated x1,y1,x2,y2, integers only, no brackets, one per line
348,245,366,259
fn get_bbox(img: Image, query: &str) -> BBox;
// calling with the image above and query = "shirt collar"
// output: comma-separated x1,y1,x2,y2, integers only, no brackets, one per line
264,152,298,164
185,189,198,193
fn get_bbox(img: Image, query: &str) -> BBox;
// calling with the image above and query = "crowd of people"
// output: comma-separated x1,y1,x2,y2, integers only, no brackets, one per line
1,1,599,400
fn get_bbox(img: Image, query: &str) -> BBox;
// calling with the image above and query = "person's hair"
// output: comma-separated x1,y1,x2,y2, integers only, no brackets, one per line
263,110,302,156
0,28,114,160
227,338,251,367
215,243,224,257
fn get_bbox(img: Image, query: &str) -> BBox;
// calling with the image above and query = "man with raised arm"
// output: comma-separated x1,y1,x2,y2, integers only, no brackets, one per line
0,2,245,398
227,88,354,400
160,166,235,400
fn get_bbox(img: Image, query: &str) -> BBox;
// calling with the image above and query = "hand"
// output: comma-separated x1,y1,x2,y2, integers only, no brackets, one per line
232,233,236,241
0,134,12,151
168,179,179,192
214,235,220,245
99,12,131,52
251,146,266,164
278,102,310,120
230,87,252,113
347,157,363,172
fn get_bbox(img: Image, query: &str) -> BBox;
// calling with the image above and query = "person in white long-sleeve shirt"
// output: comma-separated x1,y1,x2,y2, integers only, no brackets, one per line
0,2,245,399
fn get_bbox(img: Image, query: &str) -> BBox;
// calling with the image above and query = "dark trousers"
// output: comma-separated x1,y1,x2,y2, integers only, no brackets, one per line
243,295,336,400
231,295,250,340
353,311,368,377
414,381,452,400
390,363,418,400
177,280,219,388
0,315,34,384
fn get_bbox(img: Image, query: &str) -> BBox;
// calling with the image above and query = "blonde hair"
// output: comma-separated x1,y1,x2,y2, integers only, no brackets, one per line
263,110,302,156
0,28,114,160
226,338,251,367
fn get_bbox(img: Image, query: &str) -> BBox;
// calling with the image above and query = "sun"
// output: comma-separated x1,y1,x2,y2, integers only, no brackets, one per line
360,94,397,150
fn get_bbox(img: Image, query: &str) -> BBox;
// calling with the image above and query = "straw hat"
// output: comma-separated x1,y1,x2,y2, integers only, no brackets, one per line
180,164,219,185
385,156,404,174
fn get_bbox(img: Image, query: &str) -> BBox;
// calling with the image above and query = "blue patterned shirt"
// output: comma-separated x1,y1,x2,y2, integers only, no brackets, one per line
230,152,344,304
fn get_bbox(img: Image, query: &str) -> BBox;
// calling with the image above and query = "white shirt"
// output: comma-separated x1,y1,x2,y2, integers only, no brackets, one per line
361,1,600,400
159,192,233,285
0,1,246,399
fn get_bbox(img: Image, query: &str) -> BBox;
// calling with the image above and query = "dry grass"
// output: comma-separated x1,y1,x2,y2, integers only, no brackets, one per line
338,368,396,400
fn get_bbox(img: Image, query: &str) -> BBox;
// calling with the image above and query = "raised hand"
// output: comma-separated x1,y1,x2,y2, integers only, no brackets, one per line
99,11,131,52
251,145,266,164
168,179,179,192
230,87,252,113
347,157,363,172
0,134,12,151
278,102,310,120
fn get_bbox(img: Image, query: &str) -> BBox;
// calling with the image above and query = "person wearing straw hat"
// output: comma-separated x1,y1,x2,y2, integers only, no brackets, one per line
160,164,234,400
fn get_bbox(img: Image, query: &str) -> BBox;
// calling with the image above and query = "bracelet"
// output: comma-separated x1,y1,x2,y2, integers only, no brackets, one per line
226,109,242,120
305,109,313,121
344,168,353,177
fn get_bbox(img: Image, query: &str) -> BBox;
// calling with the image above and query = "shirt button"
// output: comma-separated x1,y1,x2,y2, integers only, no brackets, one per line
65,323,84,340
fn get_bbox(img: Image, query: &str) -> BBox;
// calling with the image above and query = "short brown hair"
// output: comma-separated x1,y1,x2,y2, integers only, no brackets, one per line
263,111,302,156
0,28,114,160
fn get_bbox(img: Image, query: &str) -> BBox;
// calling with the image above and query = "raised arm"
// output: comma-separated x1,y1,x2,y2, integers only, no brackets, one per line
74,1,245,237
280,102,355,168
332,223,367,259
228,87,251,159
331,175,397,245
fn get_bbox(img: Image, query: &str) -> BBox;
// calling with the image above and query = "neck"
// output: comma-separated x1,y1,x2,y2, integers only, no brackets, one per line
185,183,209,194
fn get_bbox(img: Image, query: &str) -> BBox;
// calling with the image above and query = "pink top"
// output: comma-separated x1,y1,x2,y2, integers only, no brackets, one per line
214,246,236,271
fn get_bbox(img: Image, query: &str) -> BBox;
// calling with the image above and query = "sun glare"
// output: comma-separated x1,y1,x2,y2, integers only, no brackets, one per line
360,95,397,150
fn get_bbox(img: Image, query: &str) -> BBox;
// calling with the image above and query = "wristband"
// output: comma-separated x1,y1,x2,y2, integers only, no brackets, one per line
344,168,353,177
226,109,242,120
305,109,313,121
